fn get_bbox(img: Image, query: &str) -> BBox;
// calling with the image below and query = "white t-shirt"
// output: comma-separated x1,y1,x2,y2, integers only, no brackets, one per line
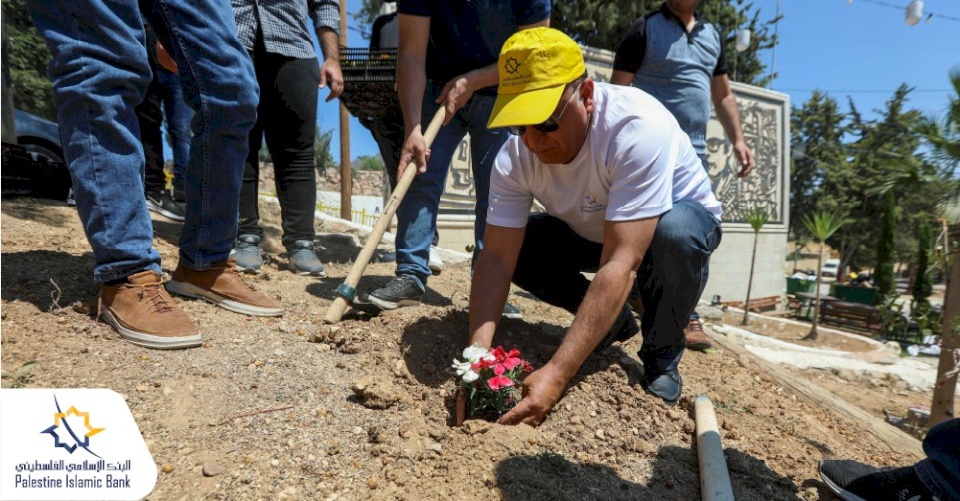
487,82,722,244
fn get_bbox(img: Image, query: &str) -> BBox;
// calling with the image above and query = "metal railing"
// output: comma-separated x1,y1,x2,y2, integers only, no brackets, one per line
316,201,380,227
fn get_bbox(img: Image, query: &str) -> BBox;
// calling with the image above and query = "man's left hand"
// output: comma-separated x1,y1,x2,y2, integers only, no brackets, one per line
734,140,754,178
497,364,568,427
319,60,344,101
436,76,475,125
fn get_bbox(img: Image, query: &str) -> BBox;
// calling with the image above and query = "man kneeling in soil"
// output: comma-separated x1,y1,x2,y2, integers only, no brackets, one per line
467,28,723,425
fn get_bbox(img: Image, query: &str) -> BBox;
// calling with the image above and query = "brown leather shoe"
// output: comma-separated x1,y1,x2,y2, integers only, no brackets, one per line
98,271,201,349
166,258,283,317
685,318,713,350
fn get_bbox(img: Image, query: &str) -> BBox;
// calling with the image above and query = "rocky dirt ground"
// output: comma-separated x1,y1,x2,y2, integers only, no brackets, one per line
1,195,952,501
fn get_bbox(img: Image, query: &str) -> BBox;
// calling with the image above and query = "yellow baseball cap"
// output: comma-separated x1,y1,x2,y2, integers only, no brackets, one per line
487,27,586,129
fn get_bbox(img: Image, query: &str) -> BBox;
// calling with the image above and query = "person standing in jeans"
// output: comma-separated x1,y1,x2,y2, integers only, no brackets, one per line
27,0,284,350
154,39,192,210
470,29,723,425
230,0,343,277
366,0,549,316
140,22,186,221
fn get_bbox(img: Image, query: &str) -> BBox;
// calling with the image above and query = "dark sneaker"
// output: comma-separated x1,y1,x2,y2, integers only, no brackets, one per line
288,240,326,277
428,246,443,275
368,275,424,310
502,302,523,319
595,305,640,352
166,258,283,317
231,234,262,274
685,317,713,350
818,460,940,501
641,368,682,407
146,189,186,222
98,271,201,349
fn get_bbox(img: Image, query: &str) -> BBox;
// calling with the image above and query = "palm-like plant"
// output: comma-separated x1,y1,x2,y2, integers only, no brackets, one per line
802,211,846,341
742,207,770,326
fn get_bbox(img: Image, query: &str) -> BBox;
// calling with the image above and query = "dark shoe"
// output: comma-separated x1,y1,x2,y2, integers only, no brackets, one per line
368,275,424,310
231,234,263,274
685,317,713,350
502,302,523,319
146,189,186,222
166,258,283,317
641,368,682,407
595,305,640,352
98,271,201,349
818,460,939,501
288,240,326,277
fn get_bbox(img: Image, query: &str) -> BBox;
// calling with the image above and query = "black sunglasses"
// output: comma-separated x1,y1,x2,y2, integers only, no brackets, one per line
508,83,582,136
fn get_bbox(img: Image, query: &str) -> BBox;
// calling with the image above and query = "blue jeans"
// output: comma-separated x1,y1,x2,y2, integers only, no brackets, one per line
157,68,192,194
395,83,509,288
915,418,960,498
511,201,722,374
28,0,257,283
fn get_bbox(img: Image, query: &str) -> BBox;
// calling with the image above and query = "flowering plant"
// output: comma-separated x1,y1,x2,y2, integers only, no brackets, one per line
452,344,534,418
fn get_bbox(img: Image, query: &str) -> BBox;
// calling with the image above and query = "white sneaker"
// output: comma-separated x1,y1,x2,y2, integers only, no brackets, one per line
428,246,443,275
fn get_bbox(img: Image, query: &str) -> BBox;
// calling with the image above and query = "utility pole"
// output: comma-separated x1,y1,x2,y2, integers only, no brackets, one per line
338,0,352,220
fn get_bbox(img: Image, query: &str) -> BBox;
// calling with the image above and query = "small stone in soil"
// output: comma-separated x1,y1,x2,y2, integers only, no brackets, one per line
202,461,225,477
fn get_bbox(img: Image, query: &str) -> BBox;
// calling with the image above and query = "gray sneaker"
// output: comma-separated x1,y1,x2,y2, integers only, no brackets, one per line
231,234,262,274
288,240,325,277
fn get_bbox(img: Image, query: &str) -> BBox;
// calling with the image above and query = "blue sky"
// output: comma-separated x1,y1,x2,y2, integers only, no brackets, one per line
315,0,959,162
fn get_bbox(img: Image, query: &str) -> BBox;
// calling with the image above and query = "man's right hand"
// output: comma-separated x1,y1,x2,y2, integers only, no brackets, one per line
398,128,430,179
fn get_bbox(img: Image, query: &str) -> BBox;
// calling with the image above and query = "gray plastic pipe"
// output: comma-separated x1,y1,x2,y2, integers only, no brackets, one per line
695,395,735,501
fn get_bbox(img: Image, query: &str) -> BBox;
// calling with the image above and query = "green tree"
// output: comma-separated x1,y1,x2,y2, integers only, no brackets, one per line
353,0,780,86
314,128,335,170
357,155,384,171
742,207,769,326
874,191,897,297
824,86,931,274
912,221,933,303
789,91,848,244
2,0,55,120
802,211,845,341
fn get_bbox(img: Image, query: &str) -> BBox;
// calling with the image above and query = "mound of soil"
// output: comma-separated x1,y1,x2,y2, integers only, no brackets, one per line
0,196,942,500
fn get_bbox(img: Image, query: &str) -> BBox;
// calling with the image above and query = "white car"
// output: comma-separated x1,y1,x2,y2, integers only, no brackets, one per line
820,259,840,278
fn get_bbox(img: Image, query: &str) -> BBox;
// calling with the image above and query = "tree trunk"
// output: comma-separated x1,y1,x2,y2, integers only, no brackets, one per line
743,232,759,325
804,245,825,340
929,224,959,427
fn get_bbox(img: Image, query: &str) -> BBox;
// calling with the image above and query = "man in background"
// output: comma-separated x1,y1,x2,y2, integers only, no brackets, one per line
612,0,754,351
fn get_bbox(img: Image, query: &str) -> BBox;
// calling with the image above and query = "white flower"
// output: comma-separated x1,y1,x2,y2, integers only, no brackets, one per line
451,359,481,383
461,344,491,363
451,359,472,376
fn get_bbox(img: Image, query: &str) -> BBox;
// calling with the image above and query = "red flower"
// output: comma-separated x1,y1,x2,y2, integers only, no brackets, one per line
521,360,534,372
487,375,515,390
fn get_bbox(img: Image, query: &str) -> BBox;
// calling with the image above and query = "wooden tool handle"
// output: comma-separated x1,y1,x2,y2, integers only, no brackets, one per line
323,106,447,324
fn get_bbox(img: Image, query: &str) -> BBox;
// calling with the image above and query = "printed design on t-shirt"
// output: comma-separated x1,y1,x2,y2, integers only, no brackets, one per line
581,191,606,213
504,57,521,74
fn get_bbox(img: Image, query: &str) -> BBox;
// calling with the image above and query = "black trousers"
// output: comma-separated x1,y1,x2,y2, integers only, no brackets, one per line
238,41,320,250
139,24,166,195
